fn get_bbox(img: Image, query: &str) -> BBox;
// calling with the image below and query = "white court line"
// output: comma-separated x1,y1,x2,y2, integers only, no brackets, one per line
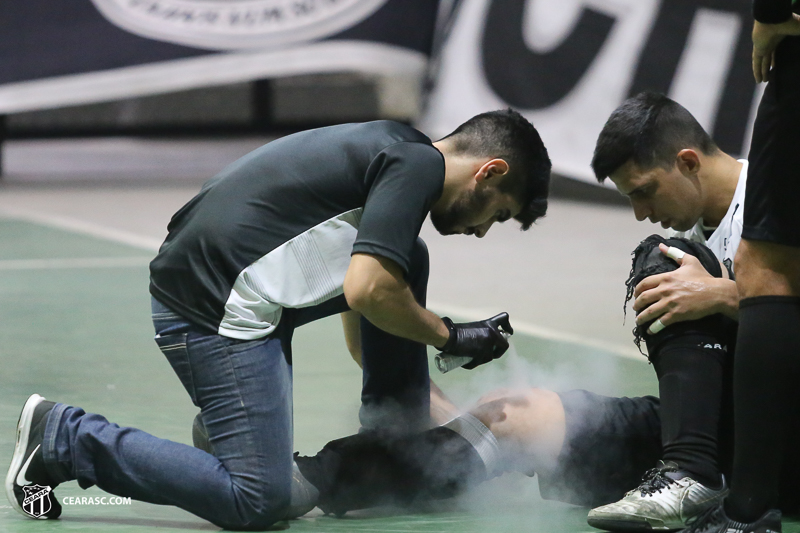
0,207,646,362
0,207,161,252
0,256,152,270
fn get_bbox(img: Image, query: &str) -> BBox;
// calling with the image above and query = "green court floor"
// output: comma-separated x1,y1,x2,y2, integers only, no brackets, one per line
0,218,795,532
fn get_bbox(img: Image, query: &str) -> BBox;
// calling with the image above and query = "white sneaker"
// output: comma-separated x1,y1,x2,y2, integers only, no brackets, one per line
587,462,728,531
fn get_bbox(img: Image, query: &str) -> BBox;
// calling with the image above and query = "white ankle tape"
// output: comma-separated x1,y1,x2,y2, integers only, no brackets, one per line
443,413,503,476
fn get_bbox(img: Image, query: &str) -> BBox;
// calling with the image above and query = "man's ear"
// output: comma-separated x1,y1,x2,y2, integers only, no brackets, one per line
475,158,510,183
676,149,701,176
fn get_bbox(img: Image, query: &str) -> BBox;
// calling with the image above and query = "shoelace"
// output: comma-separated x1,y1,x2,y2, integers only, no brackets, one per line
637,467,677,496
684,504,724,532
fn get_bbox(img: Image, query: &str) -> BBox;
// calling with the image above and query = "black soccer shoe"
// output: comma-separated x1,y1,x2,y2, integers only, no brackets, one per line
680,504,781,533
5,394,62,520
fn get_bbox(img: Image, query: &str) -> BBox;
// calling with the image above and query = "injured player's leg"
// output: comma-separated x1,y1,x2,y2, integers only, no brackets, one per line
194,384,668,515
291,387,566,516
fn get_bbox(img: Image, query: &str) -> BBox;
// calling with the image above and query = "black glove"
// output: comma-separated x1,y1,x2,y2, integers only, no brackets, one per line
436,312,513,369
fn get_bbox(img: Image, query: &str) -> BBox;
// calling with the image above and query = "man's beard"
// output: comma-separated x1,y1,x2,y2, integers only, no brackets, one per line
430,187,491,235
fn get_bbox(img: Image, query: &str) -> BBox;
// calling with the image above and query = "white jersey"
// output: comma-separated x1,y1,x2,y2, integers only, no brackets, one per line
667,160,747,274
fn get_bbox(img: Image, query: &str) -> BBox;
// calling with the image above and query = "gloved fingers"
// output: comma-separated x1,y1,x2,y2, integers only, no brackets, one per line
488,312,514,336
491,330,510,358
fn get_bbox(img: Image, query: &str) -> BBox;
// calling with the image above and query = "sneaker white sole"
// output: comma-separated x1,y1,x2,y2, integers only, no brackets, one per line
5,394,47,519
587,514,679,531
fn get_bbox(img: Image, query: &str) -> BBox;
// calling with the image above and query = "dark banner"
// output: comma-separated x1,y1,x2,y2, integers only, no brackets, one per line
0,0,440,113
420,0,760,184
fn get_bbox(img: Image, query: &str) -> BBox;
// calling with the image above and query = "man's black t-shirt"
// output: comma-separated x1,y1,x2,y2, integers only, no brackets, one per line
149,121,445,339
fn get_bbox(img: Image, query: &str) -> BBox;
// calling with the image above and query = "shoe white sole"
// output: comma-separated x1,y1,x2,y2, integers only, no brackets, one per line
587,514,679,531
5,394,47,519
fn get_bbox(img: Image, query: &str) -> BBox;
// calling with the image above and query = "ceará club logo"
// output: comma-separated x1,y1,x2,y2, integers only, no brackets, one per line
90,0,388,50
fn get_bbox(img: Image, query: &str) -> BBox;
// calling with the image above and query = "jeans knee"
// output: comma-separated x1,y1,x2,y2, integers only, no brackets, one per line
218,481,292,530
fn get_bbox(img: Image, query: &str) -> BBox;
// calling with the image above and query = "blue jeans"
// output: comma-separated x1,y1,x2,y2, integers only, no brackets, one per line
42,239,431,530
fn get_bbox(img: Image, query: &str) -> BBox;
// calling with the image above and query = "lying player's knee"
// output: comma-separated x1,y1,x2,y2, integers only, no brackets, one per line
469,388,566,474
469,388,562,441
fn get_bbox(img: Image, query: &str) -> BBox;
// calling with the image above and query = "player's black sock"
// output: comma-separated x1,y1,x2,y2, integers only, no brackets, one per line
646,319,732,488
295,424,488,515
726,296,800,522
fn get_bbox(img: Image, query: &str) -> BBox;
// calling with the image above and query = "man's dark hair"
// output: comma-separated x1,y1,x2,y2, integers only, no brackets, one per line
442,108,551,230
591,92,718,183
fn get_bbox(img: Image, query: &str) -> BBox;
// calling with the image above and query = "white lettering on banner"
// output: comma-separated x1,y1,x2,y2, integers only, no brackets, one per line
669,9,741,132
420,0,760,185
90,0,388,50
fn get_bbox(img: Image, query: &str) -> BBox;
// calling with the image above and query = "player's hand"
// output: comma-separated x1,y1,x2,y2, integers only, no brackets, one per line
753,15,800,82
633,244,736,333
437,312,513,369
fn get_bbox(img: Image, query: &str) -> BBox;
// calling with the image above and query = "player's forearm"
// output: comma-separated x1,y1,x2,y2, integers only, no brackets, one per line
754,0,793,24
349,283,450,347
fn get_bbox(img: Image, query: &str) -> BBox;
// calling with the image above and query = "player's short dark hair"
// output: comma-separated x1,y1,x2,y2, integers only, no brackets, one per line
591,92,718,183
442,108,551,230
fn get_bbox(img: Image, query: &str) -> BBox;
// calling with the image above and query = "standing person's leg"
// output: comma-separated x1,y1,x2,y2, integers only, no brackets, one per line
724,240,800,521
7,298,295,530
359,238,432,434
680,41,800,533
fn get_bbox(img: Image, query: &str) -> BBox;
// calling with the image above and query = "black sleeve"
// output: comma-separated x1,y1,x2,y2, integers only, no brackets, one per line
753,0,793,23
352,141,445,274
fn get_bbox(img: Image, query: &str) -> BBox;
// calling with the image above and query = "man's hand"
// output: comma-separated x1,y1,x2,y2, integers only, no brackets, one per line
633,244,738,333
753,15,800,82
437,312,513,369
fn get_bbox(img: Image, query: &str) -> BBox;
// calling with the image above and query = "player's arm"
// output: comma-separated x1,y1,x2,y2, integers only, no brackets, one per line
633,244,739,330
341,308,462,425
344,253,512,369
751,1,800,82
344,253,450,347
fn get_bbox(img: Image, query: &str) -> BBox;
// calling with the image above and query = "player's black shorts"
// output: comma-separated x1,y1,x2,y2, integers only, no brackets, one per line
536,390,662,508
536,389,800,512
743,36,800,248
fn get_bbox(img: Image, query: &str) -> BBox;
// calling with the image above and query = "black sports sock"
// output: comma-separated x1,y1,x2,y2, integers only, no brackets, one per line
295,426,487,515
646,319,733,488
726,296,800,522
